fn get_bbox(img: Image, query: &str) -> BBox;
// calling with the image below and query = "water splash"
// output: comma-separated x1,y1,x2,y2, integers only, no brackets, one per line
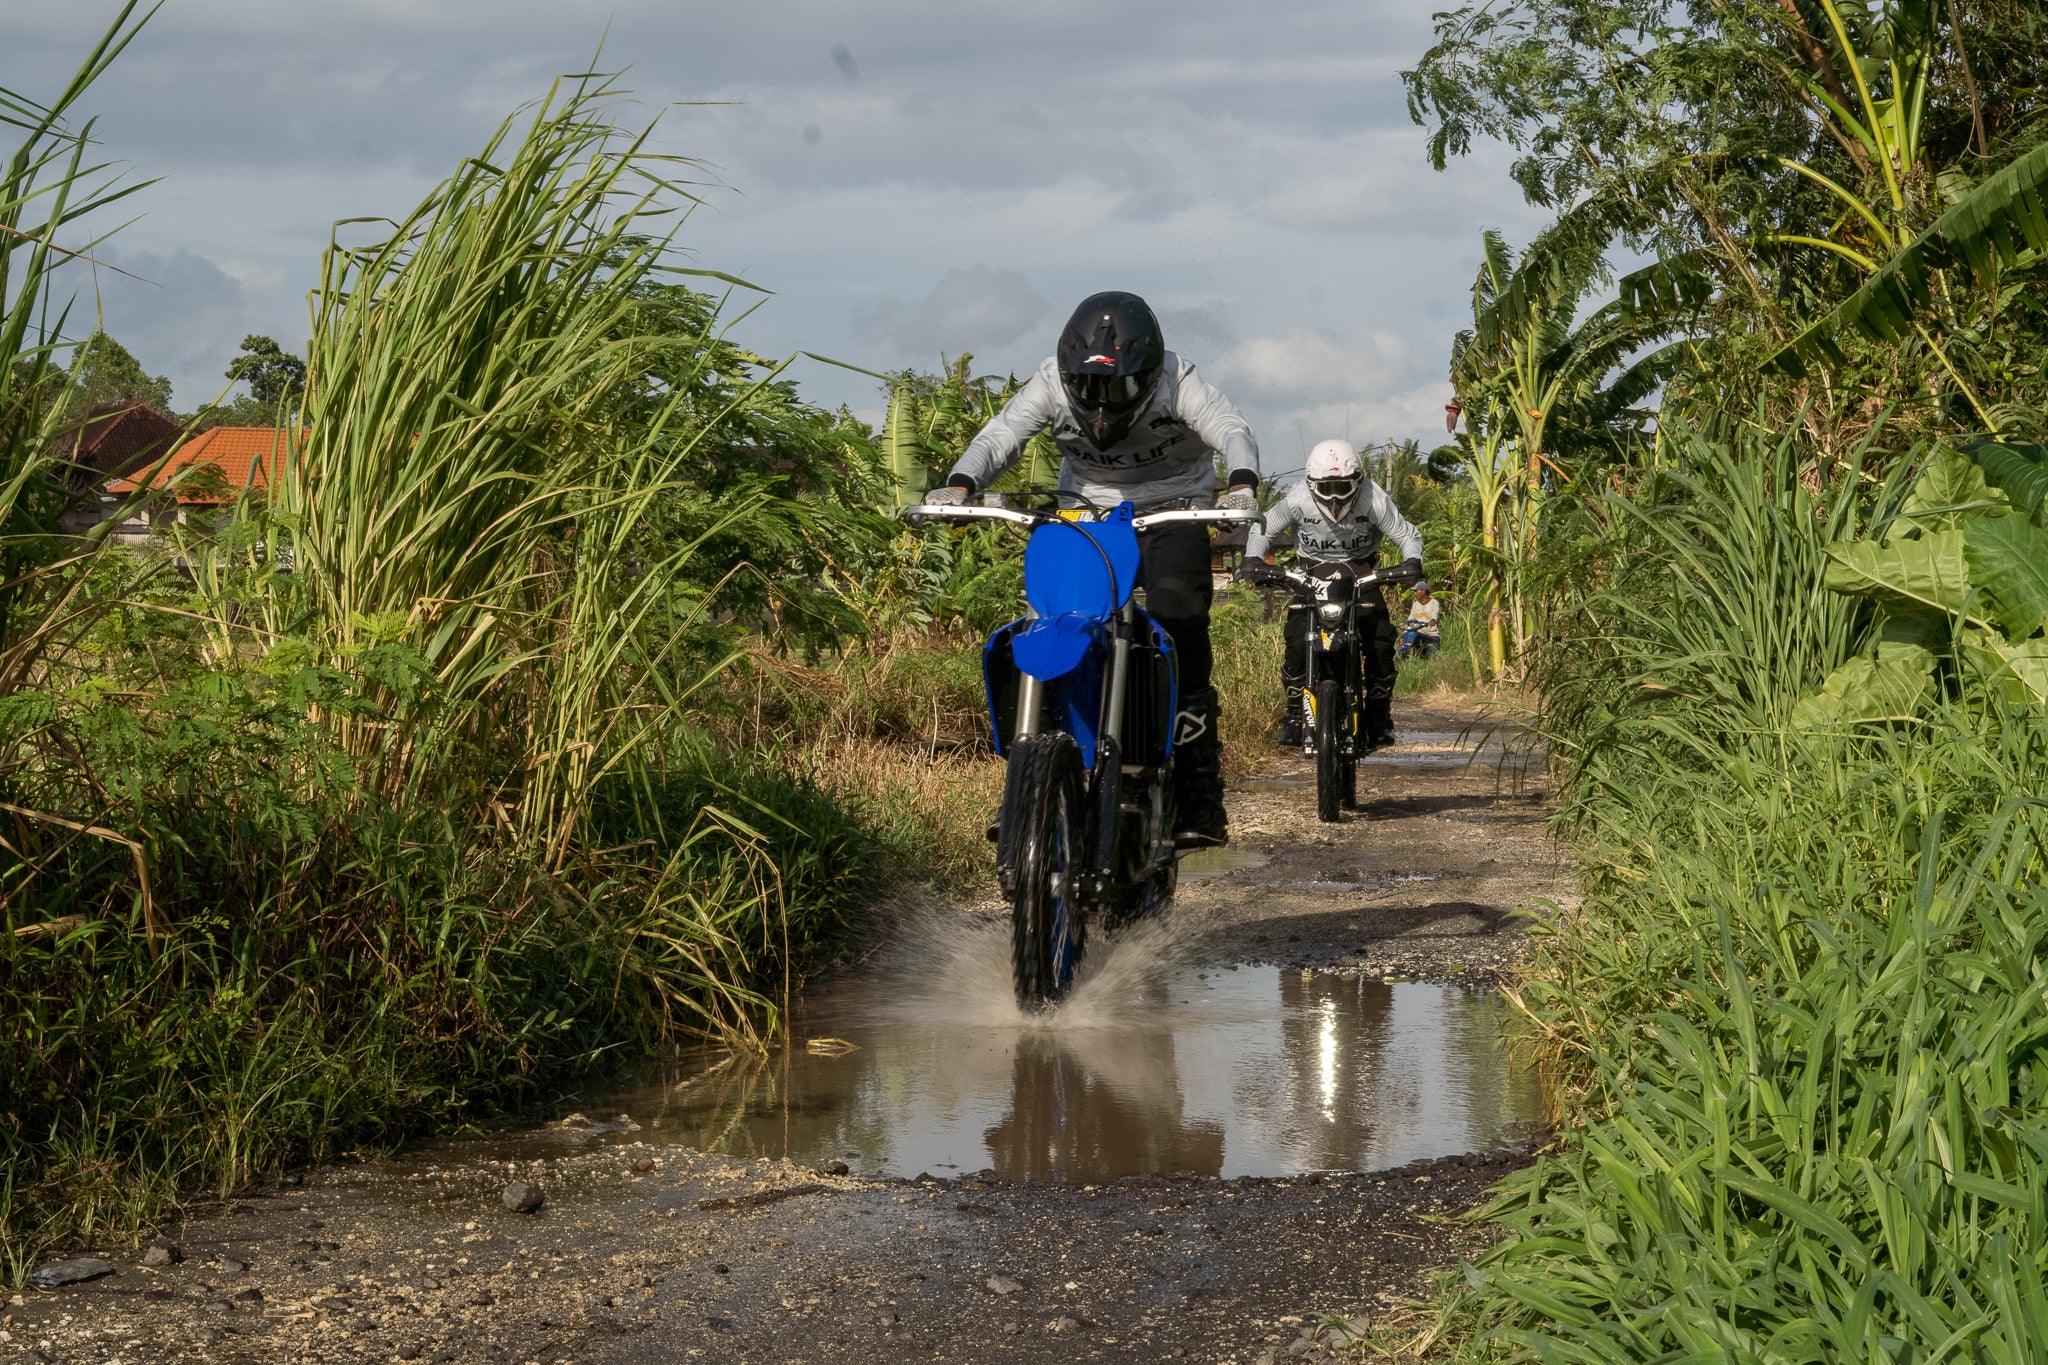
846,902,1220,1036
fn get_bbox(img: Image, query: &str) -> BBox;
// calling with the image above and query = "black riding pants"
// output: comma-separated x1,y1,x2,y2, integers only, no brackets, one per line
1134,523,1213,693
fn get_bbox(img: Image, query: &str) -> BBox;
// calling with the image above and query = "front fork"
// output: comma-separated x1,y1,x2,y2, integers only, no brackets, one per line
1012,604,1142,903
1300,632,1357,759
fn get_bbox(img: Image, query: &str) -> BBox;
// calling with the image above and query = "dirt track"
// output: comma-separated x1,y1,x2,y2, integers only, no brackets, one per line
3,700,1572,1365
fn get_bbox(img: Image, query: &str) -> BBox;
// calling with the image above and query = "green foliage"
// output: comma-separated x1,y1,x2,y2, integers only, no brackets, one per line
1771,141,2048,384
199,333,306,425
64,330,171,413
877,355,1057,508
1360,438,1458,526
1794,441,2048,722
1452,420,2048,1358
0,48,904,1281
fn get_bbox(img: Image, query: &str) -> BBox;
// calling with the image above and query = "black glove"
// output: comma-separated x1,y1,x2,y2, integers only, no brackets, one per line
1237,559,1282,585
1397,557,1426,585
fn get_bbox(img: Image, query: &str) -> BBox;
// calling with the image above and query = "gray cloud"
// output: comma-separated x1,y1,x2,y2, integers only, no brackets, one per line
853,267,1049,365
10,0,1550,445
70,247,252,410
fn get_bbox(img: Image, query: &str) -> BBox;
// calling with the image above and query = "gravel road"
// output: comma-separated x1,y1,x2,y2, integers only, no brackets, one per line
3,700,1572,1365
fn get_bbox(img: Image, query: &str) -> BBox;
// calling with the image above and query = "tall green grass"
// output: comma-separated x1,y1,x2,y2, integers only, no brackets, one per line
1446,422,2048,1358
0,62,889,1280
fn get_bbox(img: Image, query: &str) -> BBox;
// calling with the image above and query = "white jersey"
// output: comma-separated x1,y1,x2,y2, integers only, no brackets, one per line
948,352,1260,512
1246,477,1422,565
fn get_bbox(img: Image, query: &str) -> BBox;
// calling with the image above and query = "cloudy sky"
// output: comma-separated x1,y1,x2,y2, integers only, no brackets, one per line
8,0,1548,476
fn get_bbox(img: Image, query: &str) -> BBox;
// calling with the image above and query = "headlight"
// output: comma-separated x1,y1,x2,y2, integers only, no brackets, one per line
1318,601,1347,625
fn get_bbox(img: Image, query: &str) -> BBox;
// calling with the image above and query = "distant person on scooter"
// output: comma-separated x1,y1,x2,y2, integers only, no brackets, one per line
922,291,1261,848
1241,439,1423,749
1399,585,1442,660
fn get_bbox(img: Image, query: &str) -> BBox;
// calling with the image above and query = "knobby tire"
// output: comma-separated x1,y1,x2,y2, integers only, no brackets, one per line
1005,733,1086,1008
1314,679,1343,823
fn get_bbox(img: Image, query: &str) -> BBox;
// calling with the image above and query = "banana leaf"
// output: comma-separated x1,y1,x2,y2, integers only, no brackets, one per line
1768,141,2048,375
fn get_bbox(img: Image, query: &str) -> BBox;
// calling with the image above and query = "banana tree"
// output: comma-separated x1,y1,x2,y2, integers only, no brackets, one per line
1763,0,2048,427
878,354,1056,510
1442,391,1516,678
1451,210,1699,671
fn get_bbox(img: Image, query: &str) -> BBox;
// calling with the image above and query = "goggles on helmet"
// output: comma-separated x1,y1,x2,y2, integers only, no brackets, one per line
1310,476,1359,503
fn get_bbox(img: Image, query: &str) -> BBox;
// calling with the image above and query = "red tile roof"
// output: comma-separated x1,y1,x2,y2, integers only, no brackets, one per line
107,427,300,505
61,402,180,489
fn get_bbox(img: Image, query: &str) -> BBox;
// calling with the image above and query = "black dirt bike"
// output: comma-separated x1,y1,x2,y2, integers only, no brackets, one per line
903,496,1258,1007
1240,559,1423,822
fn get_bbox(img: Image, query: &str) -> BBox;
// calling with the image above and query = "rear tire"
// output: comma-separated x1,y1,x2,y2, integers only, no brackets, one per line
1314,680,1342,822
1005,733,1087,1007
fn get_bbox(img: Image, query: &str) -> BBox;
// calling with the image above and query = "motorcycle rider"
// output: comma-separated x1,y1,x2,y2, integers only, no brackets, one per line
922,291,1261,848
1242,439,1423,749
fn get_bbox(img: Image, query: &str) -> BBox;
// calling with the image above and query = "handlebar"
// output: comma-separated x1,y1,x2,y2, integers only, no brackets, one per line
901,504,1260,531
1239,560,1423,592
898,503,1043,528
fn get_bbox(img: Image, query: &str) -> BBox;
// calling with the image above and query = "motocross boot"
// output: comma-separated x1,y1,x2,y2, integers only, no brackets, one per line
1277,686,1305,748
1363,690,1396,750
1172,684,1228,848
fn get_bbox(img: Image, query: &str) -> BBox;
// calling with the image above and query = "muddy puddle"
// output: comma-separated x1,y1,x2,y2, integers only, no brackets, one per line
1239,730,1536,782
1180,846,1272,879
508,919,1544,1185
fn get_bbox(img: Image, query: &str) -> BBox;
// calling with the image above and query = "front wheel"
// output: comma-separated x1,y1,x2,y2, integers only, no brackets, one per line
1003,732,1088,1007
1313,680,1343,822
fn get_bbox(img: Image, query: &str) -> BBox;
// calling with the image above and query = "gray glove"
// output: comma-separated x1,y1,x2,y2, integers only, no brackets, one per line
1217,485,1258,513
923,484,969,507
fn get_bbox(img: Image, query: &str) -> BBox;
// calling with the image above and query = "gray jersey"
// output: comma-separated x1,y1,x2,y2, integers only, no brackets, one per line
1245,478,1422,565
948,352,1260,511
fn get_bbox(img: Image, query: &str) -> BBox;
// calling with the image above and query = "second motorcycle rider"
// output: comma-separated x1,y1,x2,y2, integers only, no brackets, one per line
1244,439,1424,750
923,291,1261,849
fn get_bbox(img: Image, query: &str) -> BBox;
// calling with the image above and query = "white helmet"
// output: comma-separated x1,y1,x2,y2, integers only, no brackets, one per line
1304,439,1363,524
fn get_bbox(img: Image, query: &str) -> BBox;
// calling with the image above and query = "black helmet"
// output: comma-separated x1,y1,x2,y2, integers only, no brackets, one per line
1057,291,1163,447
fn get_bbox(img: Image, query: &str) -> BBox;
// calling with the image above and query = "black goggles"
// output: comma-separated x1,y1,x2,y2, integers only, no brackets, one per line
1062,371,1147,413
1310,476,1359,502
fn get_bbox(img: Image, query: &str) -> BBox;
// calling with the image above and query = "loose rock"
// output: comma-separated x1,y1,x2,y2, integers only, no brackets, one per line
1048,1314,1082,1334
987,1275,1024,1295
141,1240,182,1267
501,1180,545,1214
29,1257,115,1287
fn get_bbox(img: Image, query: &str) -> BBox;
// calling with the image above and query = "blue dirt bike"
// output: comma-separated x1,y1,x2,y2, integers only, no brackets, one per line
903,497,1257,1007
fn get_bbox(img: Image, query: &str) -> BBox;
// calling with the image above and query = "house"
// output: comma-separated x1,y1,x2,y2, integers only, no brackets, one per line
54,402,181,533
98,427,296,544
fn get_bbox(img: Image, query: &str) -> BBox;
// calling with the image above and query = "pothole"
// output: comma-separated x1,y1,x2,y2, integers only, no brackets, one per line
546,921,1546,1184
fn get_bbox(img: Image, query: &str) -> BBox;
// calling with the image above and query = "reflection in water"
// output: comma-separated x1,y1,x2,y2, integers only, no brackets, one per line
615,917,1543,1182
